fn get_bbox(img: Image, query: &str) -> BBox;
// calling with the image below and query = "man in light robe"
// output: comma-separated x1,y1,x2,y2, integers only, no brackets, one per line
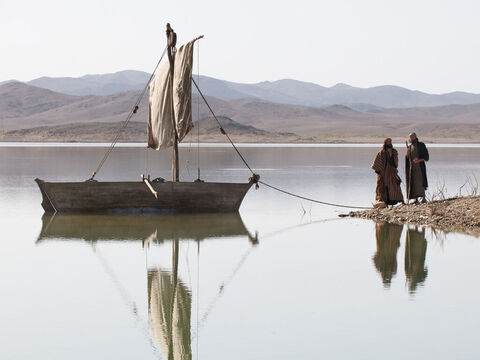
405,133,429,204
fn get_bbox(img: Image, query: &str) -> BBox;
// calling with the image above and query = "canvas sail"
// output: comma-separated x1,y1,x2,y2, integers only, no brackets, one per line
148,39,197,150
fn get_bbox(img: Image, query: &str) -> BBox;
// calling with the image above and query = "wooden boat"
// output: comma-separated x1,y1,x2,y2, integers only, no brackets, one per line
35,179,253,214
35,23,257,214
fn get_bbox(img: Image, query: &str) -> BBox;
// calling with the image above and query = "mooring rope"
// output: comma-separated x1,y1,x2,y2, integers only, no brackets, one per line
88,47,168,181
191,78,371,210
258,180,370,209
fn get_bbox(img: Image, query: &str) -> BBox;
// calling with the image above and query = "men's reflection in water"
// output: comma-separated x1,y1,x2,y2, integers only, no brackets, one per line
405,226,428,294
372,222,402,286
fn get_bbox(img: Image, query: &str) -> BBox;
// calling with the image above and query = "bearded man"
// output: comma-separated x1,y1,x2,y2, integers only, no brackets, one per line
405,133,429,203
371,138,404,206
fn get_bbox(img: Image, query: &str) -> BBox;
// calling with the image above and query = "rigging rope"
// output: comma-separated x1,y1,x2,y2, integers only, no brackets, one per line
93,245,162,358
191,78,256,176
191,78,371,210
88,47,168,181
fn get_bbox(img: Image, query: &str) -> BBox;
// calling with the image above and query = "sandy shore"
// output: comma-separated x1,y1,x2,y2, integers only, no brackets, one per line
348,196,480,236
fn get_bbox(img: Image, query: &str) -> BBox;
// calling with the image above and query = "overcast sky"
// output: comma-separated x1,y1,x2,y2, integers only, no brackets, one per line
2,0,479,93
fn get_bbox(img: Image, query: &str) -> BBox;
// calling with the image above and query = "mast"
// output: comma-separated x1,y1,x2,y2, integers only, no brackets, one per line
166,23,179,182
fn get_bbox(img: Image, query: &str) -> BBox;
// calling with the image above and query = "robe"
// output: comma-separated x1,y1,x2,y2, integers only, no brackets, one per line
405,141,429,199
371,148,404,205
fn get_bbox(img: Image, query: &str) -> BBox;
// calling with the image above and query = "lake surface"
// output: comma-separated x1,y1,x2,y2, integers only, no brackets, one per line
1,144,480,359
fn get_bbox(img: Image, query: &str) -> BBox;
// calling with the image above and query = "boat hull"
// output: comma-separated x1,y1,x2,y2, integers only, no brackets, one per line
35,179,253,213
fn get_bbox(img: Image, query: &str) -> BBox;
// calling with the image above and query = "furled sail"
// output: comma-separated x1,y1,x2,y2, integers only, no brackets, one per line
148,39,197,150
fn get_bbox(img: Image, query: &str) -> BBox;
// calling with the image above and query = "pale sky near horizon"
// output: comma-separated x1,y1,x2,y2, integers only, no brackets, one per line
1,0,479,94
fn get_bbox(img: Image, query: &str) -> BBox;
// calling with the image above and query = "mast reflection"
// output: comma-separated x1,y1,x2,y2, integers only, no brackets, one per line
148,239,192,360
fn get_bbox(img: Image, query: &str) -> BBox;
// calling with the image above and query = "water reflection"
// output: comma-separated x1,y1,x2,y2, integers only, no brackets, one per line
372,222,402,286
405,227,428,294
37,212,256,359
37,213,256,243
148,240,192,360
373,222,428,293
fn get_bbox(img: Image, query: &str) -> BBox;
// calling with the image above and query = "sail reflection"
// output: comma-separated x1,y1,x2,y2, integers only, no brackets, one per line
37,213,255,243
405,227,428,294
148,239,192,360
372,222,402,286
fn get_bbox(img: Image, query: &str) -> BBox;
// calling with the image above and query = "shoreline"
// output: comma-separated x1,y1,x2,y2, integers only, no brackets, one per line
3,141,480,148
348,196,480,236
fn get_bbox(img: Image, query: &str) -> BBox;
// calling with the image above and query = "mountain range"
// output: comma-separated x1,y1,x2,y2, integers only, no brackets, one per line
16,70,480,109
2,71,480,142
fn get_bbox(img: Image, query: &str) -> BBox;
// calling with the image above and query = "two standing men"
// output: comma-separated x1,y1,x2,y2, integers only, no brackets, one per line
371,133,429,206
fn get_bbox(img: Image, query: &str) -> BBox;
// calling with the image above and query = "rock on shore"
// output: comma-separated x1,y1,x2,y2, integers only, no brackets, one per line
349,196,480,236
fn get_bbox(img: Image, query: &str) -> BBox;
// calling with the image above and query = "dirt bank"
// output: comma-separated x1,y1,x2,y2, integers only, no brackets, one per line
348,196,480,236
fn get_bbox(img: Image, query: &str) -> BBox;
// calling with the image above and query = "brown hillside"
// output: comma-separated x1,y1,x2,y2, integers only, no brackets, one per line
2,82,480,142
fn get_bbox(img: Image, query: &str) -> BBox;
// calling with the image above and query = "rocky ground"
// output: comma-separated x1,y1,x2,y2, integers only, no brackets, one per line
348,196,480,236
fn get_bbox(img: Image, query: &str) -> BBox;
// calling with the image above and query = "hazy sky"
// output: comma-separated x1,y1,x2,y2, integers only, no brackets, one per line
2,0,479,93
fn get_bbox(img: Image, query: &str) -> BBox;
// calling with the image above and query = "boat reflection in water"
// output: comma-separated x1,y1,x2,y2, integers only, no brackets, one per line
37,213,257,244
373,222,428,293
37,212,256,359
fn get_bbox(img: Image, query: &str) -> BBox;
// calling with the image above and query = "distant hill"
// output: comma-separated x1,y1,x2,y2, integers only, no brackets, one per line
0,82,148,130
1,121,147,142
0,82,82,119
200,77,480,108
0,80,18,86
28,70,150,96
3,82,480,142
18,70,480,109
0,117,299,143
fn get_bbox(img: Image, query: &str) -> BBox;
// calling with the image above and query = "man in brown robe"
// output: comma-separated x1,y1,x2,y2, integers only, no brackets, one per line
371,138,404,206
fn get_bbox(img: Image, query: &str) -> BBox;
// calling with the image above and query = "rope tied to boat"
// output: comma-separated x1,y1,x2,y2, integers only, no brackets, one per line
249,173,260,189
192,78,371,210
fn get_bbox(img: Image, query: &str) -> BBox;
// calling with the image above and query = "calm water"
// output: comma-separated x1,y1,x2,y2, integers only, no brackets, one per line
1,144,480,360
